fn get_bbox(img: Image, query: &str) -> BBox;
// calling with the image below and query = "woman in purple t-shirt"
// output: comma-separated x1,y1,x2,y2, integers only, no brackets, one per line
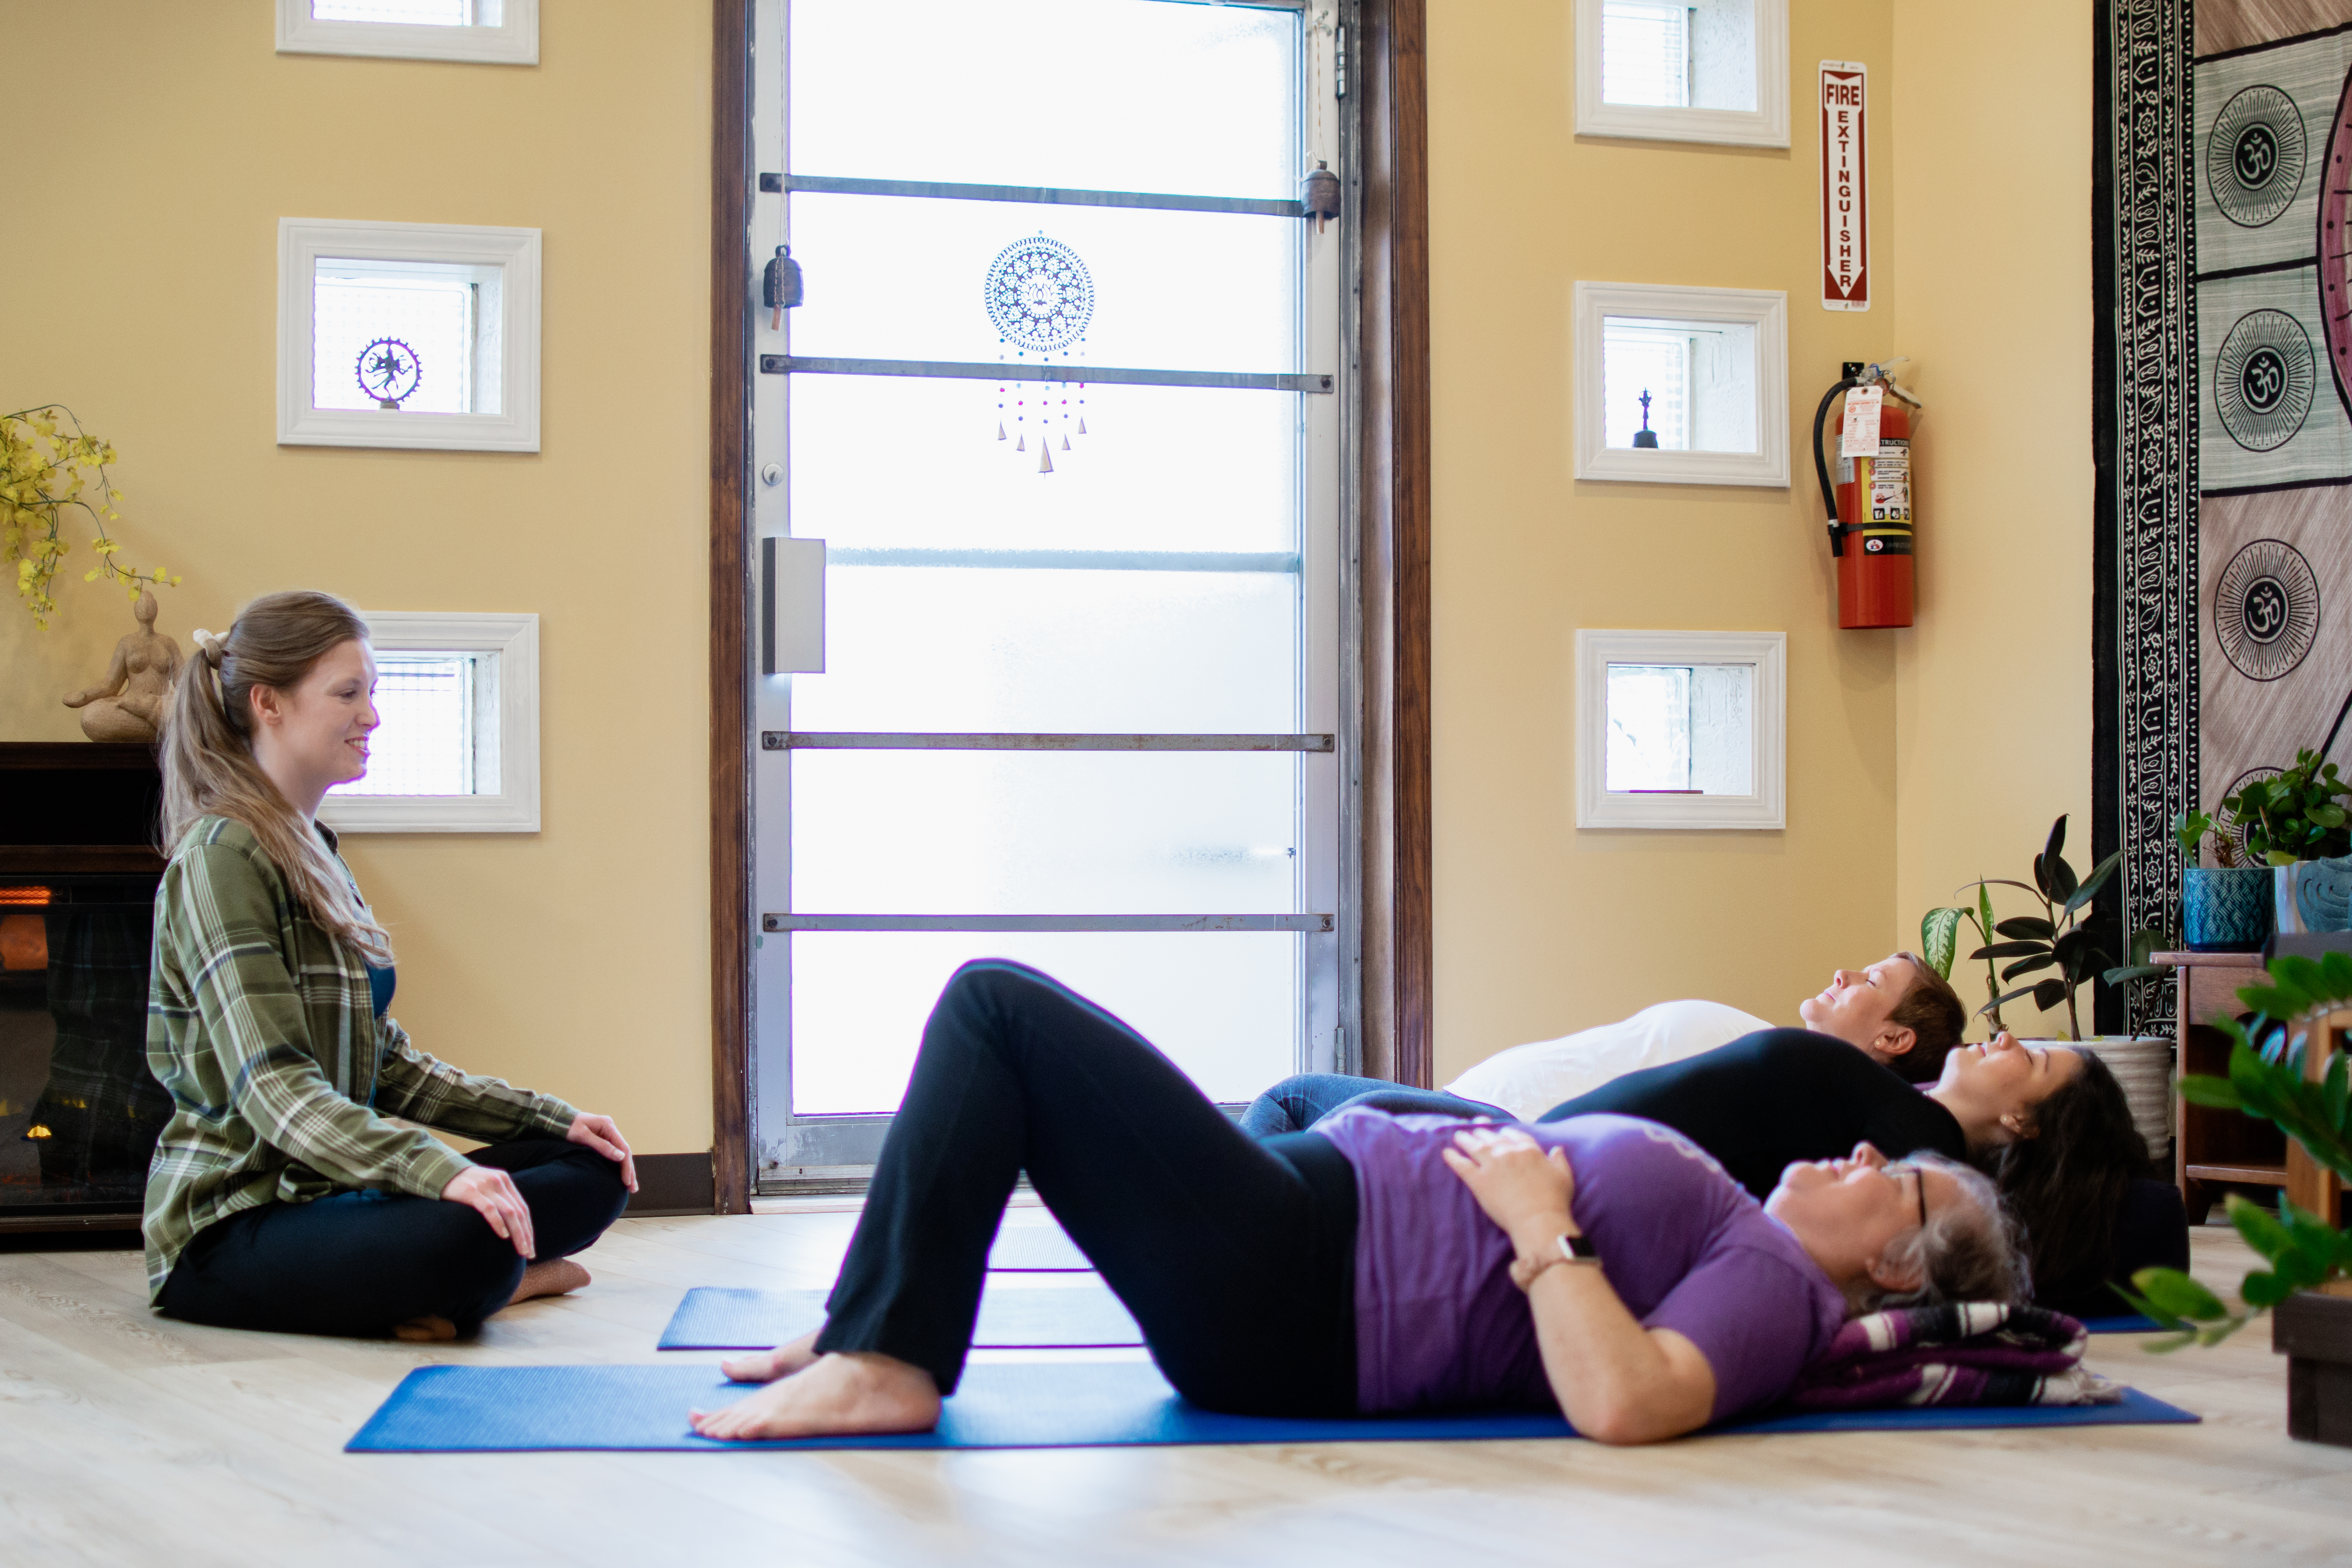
691,962,2029,1446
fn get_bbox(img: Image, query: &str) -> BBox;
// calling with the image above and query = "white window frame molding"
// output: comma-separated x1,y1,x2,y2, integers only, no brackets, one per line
276,0,539,65
278,218,541,452
1573,280,1788,488
1575,628,1786,831
319,610,541,833
1574,0,1789,147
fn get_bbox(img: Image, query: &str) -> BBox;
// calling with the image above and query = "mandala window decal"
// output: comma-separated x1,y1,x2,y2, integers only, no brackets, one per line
987,235,1092,473
2215,537,2321,681
2212,309,2316,452
2207,84,2306,229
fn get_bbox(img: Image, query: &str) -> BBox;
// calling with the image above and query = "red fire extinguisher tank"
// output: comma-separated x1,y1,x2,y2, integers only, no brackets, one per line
1834,397,1915,629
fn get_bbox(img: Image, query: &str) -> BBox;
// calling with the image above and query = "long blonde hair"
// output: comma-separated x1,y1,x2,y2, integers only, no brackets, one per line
160,590,394,962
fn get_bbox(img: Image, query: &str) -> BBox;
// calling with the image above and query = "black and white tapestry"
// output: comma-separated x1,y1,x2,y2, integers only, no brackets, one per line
2097,0,2352,1035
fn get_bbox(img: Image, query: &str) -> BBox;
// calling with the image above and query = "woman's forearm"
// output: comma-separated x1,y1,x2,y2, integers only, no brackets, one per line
1514,1216,1717,1444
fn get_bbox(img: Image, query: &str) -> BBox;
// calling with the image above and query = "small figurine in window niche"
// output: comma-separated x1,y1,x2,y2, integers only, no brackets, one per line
63,589,181,742
1633,389,1661,449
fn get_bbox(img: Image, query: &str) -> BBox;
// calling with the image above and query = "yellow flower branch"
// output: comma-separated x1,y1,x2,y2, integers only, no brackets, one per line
3,403,179,630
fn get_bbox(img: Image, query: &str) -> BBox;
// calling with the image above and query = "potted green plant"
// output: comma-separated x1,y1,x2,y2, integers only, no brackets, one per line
1,404,175,628
2225,752,2352,937
2114,952,2352,1447
2176,808,2274,952
1920,881,2011,1035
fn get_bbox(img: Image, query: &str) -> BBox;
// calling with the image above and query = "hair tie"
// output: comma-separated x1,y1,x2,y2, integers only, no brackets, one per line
191,629,227,670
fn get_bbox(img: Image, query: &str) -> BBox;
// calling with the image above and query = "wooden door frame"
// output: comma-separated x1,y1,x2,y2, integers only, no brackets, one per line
703,0,1434,1210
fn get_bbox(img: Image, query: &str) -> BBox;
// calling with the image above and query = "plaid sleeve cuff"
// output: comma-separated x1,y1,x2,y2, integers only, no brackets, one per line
399,1139,476,1201
527,1096,580,1138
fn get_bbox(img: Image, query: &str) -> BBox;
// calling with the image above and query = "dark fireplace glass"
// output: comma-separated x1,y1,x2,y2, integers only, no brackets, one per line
0,877,167,1210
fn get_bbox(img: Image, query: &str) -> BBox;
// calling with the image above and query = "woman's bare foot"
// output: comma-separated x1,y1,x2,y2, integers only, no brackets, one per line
505,1258,591,1308
689,1351,940,1441
393,1315,458,1342
720,1328,820,1385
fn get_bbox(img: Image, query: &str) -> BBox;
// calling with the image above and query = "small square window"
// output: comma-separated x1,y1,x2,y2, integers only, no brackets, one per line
1578,630,1784,830
319,611,539,833
1577,0,1786,147
276,0,537,65
278,220,539,451
1575,281,1786,486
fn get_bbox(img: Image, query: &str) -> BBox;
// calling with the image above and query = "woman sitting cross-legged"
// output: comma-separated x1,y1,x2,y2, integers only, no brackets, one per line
145,591,637,1341
690,961,2027,1446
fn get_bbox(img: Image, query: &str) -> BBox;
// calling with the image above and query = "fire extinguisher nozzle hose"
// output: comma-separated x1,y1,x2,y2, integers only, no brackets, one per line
1812,375,1858,558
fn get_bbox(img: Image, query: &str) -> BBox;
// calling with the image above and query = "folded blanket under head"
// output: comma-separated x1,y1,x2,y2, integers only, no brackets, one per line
1789,1302,2121,1410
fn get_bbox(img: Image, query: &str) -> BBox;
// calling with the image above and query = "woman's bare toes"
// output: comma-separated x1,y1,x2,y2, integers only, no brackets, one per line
690,1352,939,1442
394,1315,459,1342
721,1329,822,1385
505,1259,591,1309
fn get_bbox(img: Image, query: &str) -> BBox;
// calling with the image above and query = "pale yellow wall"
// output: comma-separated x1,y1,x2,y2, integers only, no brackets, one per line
1426,0,1906,1082
0,2,717,1151
1886,0,2094,1040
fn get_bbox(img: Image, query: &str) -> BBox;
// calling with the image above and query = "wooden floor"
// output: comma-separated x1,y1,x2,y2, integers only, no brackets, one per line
5,1210,2348,1568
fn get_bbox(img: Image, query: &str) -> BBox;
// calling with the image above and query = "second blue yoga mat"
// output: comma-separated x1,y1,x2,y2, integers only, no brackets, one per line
348,1360,2200,1453
660,1282,1142,1350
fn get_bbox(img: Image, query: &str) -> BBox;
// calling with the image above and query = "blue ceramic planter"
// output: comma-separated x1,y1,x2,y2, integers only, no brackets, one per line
2185,866,2274,952
2294,855,2352,934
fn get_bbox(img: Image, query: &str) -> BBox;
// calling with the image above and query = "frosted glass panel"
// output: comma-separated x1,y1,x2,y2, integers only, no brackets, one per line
791,933,1297,1113
791,0,1298,197
787,196,1295,374
334,655,476,797
792,566,1296,733
1602,2,1688,107
791,377,1295,555
792,752,1299,915
1605,662,1755,794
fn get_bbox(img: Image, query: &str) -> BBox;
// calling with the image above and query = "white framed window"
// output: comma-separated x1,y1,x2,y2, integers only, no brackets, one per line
319,610,540,833
1574,280,1787,486
276,0,538,65
1576,0,1789,148
278,219,540,452
1576,629,1785,830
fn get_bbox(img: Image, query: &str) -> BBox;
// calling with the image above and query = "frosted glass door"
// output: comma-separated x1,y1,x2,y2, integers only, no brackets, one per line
750,0,1343,1177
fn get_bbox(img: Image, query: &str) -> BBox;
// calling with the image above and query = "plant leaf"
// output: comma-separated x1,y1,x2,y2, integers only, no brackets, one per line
2044,815,2068,874
2066,851,2122,914
1995,916,2058,940
2130,1267,2225,1322
2002,954,2060,981
2177,1073,2244,1109
1969,941,2045,960
1920,907,1963,980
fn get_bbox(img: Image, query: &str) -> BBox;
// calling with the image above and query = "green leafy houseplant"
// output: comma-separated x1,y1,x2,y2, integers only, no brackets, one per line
2172,807,2241,869
1921,882,2012,1035
1974,815,2123,1043
0,404,176,628
2225,750,2351,867
2115,953,2352,1347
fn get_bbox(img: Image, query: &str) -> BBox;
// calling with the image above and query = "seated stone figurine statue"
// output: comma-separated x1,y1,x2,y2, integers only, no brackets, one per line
63,590,182,742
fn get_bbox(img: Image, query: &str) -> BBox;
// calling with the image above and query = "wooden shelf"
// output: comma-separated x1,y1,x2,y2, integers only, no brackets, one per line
2185,1163,2288,1187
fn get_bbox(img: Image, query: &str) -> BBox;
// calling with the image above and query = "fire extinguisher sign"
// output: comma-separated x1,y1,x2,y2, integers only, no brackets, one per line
1820,62,1869,311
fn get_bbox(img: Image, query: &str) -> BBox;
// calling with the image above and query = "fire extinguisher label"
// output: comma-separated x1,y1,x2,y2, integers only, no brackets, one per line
1865,438,1911,523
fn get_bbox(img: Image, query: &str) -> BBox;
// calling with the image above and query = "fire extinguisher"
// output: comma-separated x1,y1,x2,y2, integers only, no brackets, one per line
1811,359,1923,629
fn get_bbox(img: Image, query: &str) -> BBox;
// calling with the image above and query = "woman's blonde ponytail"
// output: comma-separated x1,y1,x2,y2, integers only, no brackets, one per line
158,590,394,963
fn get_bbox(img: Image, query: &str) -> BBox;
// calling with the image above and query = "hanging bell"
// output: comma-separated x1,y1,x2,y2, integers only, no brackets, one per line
1302,160,1341,232
763,245,804,330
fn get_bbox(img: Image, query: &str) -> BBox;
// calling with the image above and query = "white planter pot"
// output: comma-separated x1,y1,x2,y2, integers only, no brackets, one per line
2279,864,2307,938
2024,1034,2174,1159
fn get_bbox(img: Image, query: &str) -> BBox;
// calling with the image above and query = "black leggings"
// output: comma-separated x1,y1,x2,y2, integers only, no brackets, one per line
815,961,1359,1417
159,1137,628,1337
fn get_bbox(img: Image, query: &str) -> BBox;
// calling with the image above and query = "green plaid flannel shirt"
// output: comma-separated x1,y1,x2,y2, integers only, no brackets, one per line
143,816,577,1301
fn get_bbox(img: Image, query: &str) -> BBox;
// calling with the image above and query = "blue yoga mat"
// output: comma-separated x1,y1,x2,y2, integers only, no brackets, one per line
2080,1313,2162,1334
347,1360,2200,1454
659,1282,1143,1350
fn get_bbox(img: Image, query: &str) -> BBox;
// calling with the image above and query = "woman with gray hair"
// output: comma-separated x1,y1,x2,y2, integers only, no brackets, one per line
689,962,2029,1447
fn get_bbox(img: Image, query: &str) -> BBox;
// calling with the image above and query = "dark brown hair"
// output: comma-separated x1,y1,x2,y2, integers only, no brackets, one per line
159,590,392,962
1884,951,1967,1085
1977,1049,2147,1301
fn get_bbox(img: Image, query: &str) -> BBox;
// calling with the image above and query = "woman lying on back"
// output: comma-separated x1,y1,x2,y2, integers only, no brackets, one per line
143,591,637,1341
690,962,2028,1446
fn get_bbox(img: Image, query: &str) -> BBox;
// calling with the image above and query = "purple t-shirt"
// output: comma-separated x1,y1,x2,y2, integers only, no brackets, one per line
1313,1110,1848,1424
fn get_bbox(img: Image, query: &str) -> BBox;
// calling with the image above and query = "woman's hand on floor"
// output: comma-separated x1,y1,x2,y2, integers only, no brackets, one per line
566,1113,639,1192
1441,1126,1576,1246
442,1165,537,1258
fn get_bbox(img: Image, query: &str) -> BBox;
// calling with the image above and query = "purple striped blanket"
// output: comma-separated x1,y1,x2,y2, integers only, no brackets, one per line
1788,1302,2121,1410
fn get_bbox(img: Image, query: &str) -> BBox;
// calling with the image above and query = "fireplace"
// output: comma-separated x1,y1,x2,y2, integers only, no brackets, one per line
0,743,167,1232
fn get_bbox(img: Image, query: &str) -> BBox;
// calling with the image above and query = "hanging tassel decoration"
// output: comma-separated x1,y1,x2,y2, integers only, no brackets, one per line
1038,443,1054,473
1078,418,1088,435
1062,434,1071,450
1016,434,1025,451
997,422,1007,440
762,246,804,330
